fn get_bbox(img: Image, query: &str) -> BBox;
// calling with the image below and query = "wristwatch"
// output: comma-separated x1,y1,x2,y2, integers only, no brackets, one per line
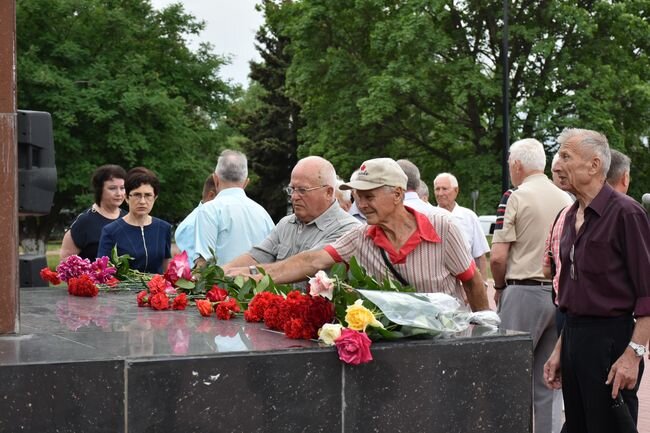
628,341,647,357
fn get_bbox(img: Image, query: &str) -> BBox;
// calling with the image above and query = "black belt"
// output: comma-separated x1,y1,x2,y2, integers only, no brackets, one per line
507,279,551,286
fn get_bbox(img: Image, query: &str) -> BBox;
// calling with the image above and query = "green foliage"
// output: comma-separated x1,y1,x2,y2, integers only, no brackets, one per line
16,0,238,238
278,0,650,213
227,0,302,221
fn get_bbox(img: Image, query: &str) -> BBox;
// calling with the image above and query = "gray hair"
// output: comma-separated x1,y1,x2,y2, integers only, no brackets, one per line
509,138,546,171
396,159,421,191
335,178,351,201
434,172,459,188
416,180,429,199
607,149,631,184
551,152,560,169
215,149,248,182
557,128,611,176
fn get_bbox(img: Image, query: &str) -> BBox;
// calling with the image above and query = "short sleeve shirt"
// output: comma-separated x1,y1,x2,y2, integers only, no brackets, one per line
325,207,475,301
492,174,572,281
450,204,490,259
249,201,360,263
69,207,127,260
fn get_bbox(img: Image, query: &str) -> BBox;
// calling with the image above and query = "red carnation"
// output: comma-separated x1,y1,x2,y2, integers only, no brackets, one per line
40,267,61,285
262,296,286,331
67,275,99,297
216,298,241,320
206,285,228,302
245,292,282,323
147,274,172,295
196,299,213,317
172,293,188,310
106,277,120,288
150,292,170,310
136,290,149,307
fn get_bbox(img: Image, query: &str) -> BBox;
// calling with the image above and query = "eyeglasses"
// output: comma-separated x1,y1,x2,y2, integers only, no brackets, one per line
569,244,576,280
129,193,155,202
283,185,327,196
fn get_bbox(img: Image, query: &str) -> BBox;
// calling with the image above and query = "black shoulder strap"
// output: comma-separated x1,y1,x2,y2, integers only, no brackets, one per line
379,248,409,286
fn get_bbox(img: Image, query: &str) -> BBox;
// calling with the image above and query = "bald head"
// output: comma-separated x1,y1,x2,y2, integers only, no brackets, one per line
289,156,337,223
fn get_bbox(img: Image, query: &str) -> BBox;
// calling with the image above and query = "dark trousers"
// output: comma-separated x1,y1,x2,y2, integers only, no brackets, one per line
561,314,644,433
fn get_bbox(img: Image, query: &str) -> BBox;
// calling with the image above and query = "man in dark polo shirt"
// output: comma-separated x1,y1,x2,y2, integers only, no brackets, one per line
544,128,650,432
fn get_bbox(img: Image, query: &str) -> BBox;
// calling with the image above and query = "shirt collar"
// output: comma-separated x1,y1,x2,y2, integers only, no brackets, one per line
216,187,246,198
366,206,441,249
289,200,341,230
587,182,614,217
365,206,441,264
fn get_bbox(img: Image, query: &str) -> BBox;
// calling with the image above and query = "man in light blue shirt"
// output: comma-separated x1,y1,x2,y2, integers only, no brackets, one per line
174,175,217,261
194,150,274,266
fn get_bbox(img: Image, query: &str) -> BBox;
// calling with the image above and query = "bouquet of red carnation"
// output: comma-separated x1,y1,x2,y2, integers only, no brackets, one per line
136,273,188,311
251,290,334,340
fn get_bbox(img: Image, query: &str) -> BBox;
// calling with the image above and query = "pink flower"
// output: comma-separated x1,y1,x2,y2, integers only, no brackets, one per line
164,251,193,285
308,270,335,300
89,256,117,284
334,328,373,365
56,255,92,282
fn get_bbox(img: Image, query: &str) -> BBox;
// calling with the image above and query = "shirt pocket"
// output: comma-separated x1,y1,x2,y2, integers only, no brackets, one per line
580,240,614,275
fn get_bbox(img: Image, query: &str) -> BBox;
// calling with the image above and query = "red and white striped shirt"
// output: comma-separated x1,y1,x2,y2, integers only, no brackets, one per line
324,207,475,301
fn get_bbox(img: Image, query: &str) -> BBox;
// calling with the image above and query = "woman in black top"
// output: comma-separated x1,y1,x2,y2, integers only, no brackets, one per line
60,165,127,260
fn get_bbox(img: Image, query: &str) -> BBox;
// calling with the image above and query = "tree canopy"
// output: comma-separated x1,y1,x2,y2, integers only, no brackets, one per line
278,0,650,212
17,0,236,245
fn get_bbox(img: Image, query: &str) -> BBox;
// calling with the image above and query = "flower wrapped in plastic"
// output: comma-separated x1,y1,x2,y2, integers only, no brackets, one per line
356,290,471,337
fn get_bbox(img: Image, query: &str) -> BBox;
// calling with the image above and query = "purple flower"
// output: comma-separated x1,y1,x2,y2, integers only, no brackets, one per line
90,256,117,284
56,255,93,282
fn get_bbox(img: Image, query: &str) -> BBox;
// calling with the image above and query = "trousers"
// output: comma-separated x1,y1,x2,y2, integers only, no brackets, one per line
499,284,562,433
561,314,644,433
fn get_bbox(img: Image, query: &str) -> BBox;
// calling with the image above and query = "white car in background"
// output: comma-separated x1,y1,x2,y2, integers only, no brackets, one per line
478,215,497,236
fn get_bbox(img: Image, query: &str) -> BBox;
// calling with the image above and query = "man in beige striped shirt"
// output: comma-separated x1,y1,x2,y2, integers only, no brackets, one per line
245,158,491,312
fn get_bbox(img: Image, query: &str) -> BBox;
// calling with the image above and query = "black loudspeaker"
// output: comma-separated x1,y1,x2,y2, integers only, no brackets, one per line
17,110,57,215
19,254,48,287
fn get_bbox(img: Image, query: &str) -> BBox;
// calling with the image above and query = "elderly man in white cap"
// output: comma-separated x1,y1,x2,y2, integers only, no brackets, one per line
233,158,493,313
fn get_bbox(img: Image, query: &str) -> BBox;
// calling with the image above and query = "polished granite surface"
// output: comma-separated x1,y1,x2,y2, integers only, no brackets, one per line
0,287,532,432
0,286,519,365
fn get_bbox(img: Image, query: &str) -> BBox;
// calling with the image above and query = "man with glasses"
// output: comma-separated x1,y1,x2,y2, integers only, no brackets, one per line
228,158,495,317
544,129,650,433
194,150,274,266
223,156,359,274
490,138,572,433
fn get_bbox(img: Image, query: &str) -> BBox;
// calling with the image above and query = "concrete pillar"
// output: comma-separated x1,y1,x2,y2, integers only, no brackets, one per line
0,0,18,334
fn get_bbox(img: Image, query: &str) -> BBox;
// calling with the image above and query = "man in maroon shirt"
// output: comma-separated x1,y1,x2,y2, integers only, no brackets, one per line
544,128,650,433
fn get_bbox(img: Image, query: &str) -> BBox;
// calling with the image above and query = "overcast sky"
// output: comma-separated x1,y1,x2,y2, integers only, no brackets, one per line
149,0,264,87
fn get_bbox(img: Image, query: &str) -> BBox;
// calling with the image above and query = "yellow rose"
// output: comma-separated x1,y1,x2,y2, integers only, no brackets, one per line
345,299,383,331
318,323,343,346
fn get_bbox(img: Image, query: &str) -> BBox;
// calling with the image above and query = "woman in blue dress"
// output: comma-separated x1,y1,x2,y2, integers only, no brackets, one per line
60,165,127,260
98,167,172,274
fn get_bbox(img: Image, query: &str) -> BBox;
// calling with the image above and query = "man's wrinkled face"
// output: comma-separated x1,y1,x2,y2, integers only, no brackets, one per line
433,177,458,210
354,186,399,225
553,137,593,193
289,165,333,223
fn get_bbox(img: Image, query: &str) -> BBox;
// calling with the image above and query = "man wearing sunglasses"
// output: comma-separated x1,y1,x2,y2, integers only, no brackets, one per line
223,156,359,275
544,129,650,433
